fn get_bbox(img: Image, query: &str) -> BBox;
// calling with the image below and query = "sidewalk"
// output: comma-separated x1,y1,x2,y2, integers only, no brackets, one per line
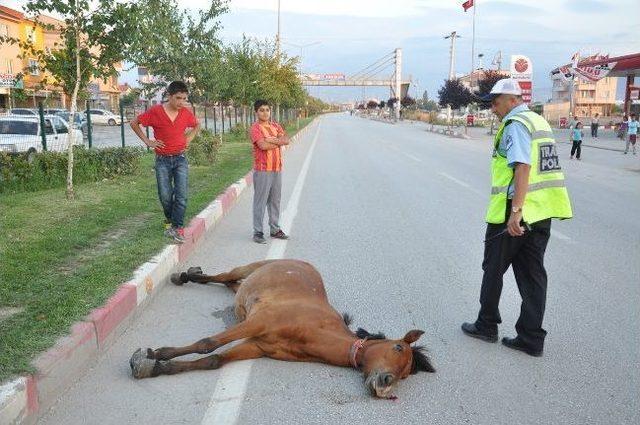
406,119,629,152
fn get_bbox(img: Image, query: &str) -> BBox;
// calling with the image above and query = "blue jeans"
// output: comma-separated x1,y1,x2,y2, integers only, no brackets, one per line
155,154,188,227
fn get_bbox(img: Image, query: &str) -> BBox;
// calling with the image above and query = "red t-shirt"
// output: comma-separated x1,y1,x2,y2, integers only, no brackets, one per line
250,121,285,172
137,105,198,155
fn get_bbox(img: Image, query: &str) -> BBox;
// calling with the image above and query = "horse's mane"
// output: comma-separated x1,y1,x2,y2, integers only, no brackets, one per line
410,345,436,374
355,327,386,340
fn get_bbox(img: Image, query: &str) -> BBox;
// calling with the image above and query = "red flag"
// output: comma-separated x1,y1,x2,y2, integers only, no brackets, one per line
462,0,474,12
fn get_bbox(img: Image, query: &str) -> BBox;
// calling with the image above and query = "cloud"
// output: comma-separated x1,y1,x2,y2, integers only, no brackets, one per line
563,0,609,13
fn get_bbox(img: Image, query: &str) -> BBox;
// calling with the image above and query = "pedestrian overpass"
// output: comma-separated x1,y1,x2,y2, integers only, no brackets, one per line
299,48,411,118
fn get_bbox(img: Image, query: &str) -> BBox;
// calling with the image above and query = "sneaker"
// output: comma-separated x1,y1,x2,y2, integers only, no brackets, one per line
164,227,185,244
253,232,266,244
270,230,289,240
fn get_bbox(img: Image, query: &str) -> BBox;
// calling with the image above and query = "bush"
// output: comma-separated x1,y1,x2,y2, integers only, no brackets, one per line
186,129,222,166
0,146,144,194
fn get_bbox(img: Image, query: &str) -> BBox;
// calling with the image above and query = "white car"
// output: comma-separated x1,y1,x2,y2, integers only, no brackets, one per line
87,108,125,126
0,115,84,160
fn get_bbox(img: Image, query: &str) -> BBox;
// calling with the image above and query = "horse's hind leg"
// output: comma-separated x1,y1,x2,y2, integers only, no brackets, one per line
146,318,265,361
171,260,279,292
131,340,264,379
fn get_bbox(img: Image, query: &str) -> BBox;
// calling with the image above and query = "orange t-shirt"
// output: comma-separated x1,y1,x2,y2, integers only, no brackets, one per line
250,121,285,171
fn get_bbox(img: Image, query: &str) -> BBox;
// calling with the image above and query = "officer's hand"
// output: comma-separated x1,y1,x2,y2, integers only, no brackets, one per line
507,212,525,237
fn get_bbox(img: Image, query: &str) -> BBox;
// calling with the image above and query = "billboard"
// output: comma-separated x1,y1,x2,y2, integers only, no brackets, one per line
0,73,17,88
510,55,533,104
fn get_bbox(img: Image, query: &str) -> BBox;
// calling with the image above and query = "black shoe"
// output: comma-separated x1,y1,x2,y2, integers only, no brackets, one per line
461,322,498,343
501,336,543,357
270,230,289,240
253,232,266,244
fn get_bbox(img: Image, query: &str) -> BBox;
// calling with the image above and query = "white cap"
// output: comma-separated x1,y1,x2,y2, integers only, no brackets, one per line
480,78,522,101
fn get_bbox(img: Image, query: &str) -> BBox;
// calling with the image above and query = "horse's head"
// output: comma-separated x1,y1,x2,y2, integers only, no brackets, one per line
357,328,435,398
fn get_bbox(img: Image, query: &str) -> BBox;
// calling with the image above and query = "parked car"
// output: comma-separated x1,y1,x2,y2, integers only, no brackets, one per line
8,108,38,116
43,108,67,115
87,108,125,126
53,111,88,140
0,115,84,161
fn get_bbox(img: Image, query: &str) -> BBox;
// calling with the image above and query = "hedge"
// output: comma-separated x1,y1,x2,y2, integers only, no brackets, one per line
0,146,144,194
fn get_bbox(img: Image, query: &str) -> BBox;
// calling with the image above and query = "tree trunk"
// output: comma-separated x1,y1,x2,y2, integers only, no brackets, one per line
65,14,81,200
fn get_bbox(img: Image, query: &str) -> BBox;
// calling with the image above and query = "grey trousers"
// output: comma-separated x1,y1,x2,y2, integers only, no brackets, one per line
253,171,282,235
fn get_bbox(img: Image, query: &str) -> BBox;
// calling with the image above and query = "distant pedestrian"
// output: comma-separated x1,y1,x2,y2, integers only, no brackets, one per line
618,115,628,140
461,78,573,358
590,113,599,138
130,81,200,243
624,113,638,155
250,99,290,244
570,122,583,160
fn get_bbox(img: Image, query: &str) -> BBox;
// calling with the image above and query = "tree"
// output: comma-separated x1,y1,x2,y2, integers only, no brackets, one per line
130,0,228,100
422,90,429,102
2,0,141,199
476,70,505,108
379,100,386,109
421,100,439,112
438,79,472,110
401,96,416,108
366,100,378,109
387,97,398,109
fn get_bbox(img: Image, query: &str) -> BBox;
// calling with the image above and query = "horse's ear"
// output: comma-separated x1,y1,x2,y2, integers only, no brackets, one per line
403,330,424,344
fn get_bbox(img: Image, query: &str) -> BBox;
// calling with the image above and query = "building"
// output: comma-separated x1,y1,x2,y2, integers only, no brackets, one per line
0,5,122,111
544,55,619,124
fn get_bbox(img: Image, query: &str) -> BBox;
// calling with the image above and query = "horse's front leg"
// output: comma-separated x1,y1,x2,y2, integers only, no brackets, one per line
146,319,264,361
130,340,264,379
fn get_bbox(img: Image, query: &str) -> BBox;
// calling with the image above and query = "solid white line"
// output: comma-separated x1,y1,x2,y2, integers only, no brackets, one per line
438,172,483,196
200,120,322,425
379,140,423,163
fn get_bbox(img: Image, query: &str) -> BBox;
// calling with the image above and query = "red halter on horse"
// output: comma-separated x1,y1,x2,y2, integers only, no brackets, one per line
129,259,435,398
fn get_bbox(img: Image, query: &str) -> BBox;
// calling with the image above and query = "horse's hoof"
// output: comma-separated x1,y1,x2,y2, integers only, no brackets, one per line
170,272,188,286
130,348,157,379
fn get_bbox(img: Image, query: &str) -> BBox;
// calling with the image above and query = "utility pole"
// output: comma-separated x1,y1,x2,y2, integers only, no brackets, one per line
444,31,460,80
394,48,402,121
276,0,281,55
444,32,461,125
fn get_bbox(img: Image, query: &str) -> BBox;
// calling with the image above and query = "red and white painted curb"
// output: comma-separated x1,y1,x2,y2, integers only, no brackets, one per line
0,119,317,425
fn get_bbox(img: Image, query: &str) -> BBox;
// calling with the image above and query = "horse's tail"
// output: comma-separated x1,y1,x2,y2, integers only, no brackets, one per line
170,260,280,292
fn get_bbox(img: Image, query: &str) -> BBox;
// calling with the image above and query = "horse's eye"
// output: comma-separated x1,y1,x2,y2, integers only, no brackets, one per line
393,344,403,352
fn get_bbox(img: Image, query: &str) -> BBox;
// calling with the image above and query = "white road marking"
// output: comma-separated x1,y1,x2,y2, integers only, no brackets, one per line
438,172,483,196
380,140,422,162
200,120,322,425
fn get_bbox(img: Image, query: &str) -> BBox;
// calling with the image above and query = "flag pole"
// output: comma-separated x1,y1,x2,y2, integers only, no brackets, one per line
471,1,477,88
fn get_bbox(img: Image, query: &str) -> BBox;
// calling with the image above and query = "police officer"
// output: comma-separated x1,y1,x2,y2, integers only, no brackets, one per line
461,78,573,357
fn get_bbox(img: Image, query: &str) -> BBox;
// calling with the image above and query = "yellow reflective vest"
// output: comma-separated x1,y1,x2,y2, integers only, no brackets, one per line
486,110,573,224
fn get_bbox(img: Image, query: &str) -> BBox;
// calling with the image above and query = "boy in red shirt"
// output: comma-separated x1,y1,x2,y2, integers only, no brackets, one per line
250,99,289,244
130,81,200,243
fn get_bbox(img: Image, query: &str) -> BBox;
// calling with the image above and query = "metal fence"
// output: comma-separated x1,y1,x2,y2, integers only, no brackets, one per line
0,101,301,158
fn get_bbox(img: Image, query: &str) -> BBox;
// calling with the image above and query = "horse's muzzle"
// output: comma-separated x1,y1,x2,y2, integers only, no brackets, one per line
365,371,396,398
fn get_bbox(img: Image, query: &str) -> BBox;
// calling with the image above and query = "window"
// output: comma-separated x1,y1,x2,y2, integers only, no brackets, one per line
43,119,54,135
25,26,36,44
28,59,39,76
90,110,104,115
5,59,12,74
0,120,38,135
51,117,68,134
0,24,9,37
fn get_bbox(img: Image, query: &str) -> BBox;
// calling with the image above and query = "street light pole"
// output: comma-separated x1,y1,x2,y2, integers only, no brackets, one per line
276,0,281,55
444,31,461,125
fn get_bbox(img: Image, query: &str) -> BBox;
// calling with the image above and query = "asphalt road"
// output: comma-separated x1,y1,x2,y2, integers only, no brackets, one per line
39,113,640,425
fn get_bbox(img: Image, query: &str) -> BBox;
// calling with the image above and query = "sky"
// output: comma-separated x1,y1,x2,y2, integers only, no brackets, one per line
5,0,639,104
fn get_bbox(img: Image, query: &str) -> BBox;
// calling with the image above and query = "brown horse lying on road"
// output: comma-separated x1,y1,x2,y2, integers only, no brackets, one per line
129,259,435,398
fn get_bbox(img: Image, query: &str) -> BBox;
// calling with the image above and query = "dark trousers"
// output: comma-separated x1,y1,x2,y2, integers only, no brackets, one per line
476,215,552,351
570,140,582,159
155,154,188,227
591,123,598,137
